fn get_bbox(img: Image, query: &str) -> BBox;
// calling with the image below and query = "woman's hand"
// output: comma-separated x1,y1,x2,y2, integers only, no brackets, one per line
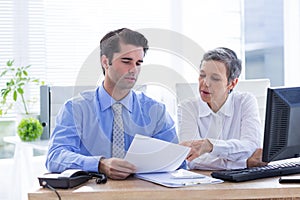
246,148,268,168
180,139,213,161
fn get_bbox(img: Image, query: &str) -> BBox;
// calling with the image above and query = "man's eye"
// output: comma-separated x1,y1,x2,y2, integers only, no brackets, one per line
199,74,205,78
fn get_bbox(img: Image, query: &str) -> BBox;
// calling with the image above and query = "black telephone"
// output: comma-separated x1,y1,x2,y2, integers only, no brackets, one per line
38,169,107,189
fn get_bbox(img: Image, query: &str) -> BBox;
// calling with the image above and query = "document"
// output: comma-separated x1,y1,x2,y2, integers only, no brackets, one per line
124,134,190,173
135,169,223,188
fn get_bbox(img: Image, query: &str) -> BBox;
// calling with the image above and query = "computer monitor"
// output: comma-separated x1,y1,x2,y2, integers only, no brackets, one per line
39,85,97,140
262,87,300,162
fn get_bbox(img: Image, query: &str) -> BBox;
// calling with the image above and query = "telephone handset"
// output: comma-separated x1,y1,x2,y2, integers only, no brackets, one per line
38,169,107,189
58,169,90,178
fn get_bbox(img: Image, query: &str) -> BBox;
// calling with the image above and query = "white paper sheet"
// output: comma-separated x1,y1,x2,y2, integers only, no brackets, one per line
124,134,190,173
135,169,223,187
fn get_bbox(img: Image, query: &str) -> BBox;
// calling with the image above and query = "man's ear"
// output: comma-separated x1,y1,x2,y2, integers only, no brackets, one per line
101,55,109,69
229,78,238,90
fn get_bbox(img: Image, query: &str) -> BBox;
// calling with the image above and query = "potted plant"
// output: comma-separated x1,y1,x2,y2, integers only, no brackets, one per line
0,59,43,141
0,60,43,115
17,117,43,141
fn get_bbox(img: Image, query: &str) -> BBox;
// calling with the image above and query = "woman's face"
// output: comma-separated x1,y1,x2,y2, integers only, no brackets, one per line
198,60,235,112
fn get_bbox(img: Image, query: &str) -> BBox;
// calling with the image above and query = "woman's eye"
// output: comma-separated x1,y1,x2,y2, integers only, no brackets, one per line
199,74,205,78
211,77,221,81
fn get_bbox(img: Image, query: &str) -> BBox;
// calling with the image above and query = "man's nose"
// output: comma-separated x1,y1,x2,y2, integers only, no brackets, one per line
128,64,138,73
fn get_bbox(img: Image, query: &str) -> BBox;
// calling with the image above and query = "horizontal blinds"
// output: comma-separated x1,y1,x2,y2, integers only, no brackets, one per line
0,0,242,117
43,0,172,86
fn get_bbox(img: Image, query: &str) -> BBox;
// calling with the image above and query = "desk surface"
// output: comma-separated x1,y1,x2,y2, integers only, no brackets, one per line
28,171,300,200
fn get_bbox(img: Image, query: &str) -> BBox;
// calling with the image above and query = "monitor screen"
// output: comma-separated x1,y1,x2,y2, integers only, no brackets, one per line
262,87,300,162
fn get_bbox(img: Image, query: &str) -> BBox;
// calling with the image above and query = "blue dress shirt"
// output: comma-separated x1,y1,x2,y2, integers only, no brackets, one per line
46,84,178,172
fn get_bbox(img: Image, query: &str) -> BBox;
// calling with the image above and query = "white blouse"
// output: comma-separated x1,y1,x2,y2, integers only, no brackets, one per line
177,91,262,170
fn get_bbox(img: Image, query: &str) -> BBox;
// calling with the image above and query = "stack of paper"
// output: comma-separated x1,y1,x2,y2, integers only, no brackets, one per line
124,134,223,187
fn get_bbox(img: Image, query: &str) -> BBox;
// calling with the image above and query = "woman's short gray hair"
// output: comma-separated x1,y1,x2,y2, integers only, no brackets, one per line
200,47,242,82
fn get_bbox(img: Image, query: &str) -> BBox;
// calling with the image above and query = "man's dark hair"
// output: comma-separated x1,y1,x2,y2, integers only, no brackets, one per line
200,47,242,82
100,28,149,75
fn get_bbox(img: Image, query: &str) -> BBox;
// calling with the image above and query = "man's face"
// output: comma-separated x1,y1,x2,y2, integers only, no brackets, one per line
104,42,144,91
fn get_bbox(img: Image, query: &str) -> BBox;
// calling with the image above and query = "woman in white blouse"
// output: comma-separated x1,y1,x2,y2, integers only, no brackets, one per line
178,47,267,170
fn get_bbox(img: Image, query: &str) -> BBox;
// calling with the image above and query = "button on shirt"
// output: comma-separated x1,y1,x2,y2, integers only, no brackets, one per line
177,91,262,170
46,84,178,173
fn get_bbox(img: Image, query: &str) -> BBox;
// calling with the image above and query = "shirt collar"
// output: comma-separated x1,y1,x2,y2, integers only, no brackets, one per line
198,93,233,117
219,93,233,117
98,83,133,112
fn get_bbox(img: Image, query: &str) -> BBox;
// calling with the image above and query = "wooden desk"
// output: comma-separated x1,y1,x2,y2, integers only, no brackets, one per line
28,171,300,200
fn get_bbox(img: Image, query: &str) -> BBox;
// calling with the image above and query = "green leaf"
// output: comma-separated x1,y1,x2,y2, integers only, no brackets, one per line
32,79,40,83
2,88,11,97
13,90,17,101
16,70,22,77
1,88,6,94
24,65,31,69
0,70,7,77
17,88,24,94
23,70,28,76
7,60,14,66
7,80,14,86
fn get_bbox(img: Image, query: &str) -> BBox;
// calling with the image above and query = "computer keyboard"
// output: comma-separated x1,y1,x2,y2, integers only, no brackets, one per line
211,160,300,182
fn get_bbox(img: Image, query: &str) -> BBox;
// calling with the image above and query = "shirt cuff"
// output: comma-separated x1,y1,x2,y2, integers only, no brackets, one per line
209,139,228,157
82,156,103,172
228,158,247,169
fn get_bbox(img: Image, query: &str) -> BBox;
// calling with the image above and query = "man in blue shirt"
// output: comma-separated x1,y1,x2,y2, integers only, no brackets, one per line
46,28,178,179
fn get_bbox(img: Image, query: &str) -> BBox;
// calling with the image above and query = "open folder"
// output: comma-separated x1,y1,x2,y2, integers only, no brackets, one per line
124,134,223,187
135,169,223,187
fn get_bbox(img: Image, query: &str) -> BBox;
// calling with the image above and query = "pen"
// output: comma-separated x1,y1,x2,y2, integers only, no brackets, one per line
182,181,203,186
182,179,223,186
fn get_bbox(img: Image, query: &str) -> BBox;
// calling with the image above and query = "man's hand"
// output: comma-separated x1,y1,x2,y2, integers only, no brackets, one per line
180,139,213,161
98,158,136,179
247,148,268,168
